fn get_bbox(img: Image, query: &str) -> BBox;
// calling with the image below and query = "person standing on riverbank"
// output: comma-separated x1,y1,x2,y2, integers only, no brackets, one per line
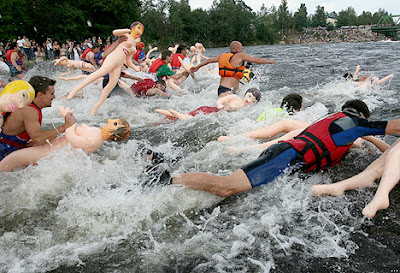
190,41,275,98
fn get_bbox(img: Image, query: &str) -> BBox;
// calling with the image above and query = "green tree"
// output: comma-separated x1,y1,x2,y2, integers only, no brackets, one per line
337,7,358,27
294,3,308,31
311,5,327,27
255,5,280,44
277,0,292,35
358,11,374,25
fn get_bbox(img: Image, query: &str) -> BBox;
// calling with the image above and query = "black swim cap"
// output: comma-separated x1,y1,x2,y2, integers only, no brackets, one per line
281,93,303,115
341,99,370,119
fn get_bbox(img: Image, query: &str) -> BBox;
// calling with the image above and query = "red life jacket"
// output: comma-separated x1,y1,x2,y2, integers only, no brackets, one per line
149,59,166,73
170,53,185,69
0,103,42,148
6,49,23,67
218,52,244,79
131,79,156,97
17,102,43,142
81,48,94,61
284,113,353,172
134,49,143,61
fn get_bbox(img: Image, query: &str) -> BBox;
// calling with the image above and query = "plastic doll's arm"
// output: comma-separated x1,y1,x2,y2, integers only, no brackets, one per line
112,29,131,36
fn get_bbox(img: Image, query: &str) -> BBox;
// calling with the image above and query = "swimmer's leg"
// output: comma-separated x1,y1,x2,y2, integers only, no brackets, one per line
172,169,252,197
90,66,122,115
362,140,400,217
59,74,88,81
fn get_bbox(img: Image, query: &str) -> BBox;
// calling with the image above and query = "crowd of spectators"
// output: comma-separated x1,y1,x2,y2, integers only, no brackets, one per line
0,35,113,64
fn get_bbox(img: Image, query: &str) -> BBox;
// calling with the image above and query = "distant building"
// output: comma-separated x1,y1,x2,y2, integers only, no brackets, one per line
326,18,337,26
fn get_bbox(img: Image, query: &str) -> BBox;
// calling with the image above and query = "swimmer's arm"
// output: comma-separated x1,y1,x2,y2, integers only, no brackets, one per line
241,53,275,65
385,119,400,135
353,65,361,80
190,56,219,72
24,108,75,146
112,29,131,36
103,36,127,59
362,136,391,152
88,54,97,68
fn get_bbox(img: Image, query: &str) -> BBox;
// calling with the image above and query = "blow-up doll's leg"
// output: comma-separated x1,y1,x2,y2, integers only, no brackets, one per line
0,137,68,171
362,140,400,217
67,66,110,100
90,66,122,115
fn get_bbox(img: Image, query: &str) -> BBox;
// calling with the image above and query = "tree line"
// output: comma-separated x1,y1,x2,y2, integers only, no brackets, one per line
0,0,394,47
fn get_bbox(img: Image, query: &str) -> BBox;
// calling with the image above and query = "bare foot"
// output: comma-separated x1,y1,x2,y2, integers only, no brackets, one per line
362,194,389,218
311,184,345,196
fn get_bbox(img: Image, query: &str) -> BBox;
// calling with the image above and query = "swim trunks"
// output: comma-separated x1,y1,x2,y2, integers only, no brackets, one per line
241,142,303,188
10,67,21,77
217,85,233,96
0,133,27,160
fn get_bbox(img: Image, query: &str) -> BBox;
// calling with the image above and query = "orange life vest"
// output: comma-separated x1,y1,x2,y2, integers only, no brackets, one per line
218,53,244,79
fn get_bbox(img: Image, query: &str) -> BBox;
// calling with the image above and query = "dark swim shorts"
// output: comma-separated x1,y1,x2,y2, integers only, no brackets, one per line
217,85,233,96
10,67,21,77
241,142,303,188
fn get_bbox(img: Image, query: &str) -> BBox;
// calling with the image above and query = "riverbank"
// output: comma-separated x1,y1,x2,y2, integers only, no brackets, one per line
279,26,389,45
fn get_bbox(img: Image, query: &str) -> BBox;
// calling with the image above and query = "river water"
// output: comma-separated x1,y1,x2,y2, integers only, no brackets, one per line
1,41,399,272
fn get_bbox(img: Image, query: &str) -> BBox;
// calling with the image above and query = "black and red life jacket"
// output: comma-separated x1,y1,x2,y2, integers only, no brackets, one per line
284,113,353,172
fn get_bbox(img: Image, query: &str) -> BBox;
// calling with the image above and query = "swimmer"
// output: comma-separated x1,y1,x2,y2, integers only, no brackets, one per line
167,100,400,198
118,78,169,98
0,106,131,171
67,21,144,115
190,41,275,97
344,65,394,86
155,88,261,120
219,94,306,143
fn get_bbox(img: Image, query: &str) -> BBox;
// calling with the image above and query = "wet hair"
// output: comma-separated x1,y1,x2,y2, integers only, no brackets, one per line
161,50,172,60
29,76,56,97
245,88,261,102
341,99,370,119
109,119,131,141
92,43,100,48
280,93,303,115
155,79,166,87
130,21,143,29
10,42,18,49
343,73,353,80
176,44,187,54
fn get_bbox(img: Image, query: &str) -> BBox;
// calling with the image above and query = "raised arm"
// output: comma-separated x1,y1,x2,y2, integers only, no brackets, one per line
112,29,131,36
353,65,361,80
241,53,275,65
190,55,220,73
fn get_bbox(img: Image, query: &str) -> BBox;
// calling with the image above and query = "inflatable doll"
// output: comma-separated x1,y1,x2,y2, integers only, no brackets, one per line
54,56,96,77
0,106,131,171
67,21,144,115
0,80,35,131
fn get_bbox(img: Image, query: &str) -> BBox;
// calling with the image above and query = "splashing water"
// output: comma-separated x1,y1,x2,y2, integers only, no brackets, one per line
1,42,400,272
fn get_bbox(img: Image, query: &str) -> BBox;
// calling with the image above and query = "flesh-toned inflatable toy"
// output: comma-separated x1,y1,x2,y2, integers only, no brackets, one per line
0,106,131,171
0,80,35,131
54,56,96,77
67,21,144,115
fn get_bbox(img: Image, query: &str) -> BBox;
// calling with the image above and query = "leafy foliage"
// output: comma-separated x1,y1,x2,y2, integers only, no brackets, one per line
0,0,395,46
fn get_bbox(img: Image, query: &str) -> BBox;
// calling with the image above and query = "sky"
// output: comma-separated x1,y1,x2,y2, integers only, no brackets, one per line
188,0,400,16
